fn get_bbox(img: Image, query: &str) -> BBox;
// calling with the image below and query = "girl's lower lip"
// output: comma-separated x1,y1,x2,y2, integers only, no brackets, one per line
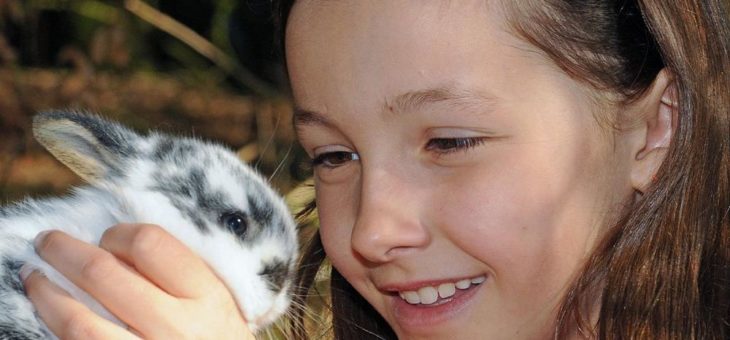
390,281,482,332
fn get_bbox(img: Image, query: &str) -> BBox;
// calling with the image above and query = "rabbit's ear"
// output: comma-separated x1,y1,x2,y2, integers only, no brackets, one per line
33,111,142,184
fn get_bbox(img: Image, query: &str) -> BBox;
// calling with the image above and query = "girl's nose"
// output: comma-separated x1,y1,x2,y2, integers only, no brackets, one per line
350,167,430,264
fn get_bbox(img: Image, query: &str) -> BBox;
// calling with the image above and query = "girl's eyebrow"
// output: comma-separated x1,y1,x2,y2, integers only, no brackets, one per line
293,86,498,128
384,86,499,115
292,107,333,129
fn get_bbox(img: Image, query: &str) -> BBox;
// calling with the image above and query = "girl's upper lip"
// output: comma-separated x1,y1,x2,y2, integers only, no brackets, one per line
378,274,486,292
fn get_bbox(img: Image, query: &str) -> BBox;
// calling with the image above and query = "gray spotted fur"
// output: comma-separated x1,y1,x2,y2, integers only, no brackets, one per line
0,111,298,339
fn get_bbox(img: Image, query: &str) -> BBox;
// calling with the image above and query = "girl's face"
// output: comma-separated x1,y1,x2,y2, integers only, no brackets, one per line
288,1,636,338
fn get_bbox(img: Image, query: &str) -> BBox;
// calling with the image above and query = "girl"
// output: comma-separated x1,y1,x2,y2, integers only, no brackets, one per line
21,0,729,339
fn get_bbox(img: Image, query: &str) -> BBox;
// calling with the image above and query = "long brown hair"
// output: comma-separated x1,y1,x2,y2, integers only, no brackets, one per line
277,0,730,338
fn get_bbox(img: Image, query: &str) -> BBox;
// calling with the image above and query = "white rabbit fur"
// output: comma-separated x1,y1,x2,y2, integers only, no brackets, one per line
0,111,298,339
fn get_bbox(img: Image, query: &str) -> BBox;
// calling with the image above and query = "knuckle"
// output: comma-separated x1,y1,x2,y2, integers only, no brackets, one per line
145,317,188,340
130,224,168,259
205,285,237,313
80,253,118,282
62,313,98,340
21,271,42,297
204,287,227,307
35,230,65,256
163,327,189,340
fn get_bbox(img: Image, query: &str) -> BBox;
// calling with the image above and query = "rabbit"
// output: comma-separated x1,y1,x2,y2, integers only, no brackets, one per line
0,110,299,339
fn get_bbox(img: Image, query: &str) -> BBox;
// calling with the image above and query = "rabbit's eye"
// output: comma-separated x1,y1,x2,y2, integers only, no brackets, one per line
220,211,248,237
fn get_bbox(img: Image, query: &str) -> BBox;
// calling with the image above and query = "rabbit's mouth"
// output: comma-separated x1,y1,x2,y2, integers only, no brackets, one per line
246,283,293,333
249,302,287,333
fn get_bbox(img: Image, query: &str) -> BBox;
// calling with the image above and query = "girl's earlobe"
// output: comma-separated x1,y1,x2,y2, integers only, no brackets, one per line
630,69,678,193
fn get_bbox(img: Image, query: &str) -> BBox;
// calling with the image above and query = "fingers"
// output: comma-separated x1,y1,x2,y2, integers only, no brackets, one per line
31,227,255,340
22,270,140,340
99,224,227,299
34,230,180,337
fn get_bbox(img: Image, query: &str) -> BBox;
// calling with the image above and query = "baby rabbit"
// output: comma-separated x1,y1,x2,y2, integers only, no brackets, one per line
0,111,298,339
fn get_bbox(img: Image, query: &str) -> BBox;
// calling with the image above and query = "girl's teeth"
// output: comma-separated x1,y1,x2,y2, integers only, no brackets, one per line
403,291,420,304
418,286,439,304
398,275,486,305
455,279,471,289
438,283,456,298
471,276,486,284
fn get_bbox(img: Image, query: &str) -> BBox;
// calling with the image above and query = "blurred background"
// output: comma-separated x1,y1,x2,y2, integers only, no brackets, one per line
0,1,326,337
0,0,313,201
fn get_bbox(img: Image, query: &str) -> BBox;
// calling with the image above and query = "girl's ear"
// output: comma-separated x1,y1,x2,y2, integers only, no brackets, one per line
630,69,678,194
33,111,141,184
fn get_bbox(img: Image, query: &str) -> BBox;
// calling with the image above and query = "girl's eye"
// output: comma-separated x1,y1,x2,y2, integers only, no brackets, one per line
311,151,360,168
426,137,487,155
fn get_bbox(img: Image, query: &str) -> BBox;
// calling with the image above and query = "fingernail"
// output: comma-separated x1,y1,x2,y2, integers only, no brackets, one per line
33,230,51,249
19,264,35,282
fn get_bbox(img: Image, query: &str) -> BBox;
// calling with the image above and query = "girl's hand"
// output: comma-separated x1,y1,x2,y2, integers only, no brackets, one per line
21,224,255,340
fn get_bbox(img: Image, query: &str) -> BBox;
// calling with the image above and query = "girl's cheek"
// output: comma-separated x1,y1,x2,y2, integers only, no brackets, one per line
431,146,564,270
315,181,358,265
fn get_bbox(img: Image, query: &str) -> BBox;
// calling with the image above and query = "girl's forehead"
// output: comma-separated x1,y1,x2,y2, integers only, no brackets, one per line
284,0,546,110
286,1,515,63
287,0,500,39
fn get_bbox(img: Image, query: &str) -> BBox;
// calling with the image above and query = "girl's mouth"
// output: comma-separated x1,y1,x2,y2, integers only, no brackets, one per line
397,275,486,305
388,274,486,332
